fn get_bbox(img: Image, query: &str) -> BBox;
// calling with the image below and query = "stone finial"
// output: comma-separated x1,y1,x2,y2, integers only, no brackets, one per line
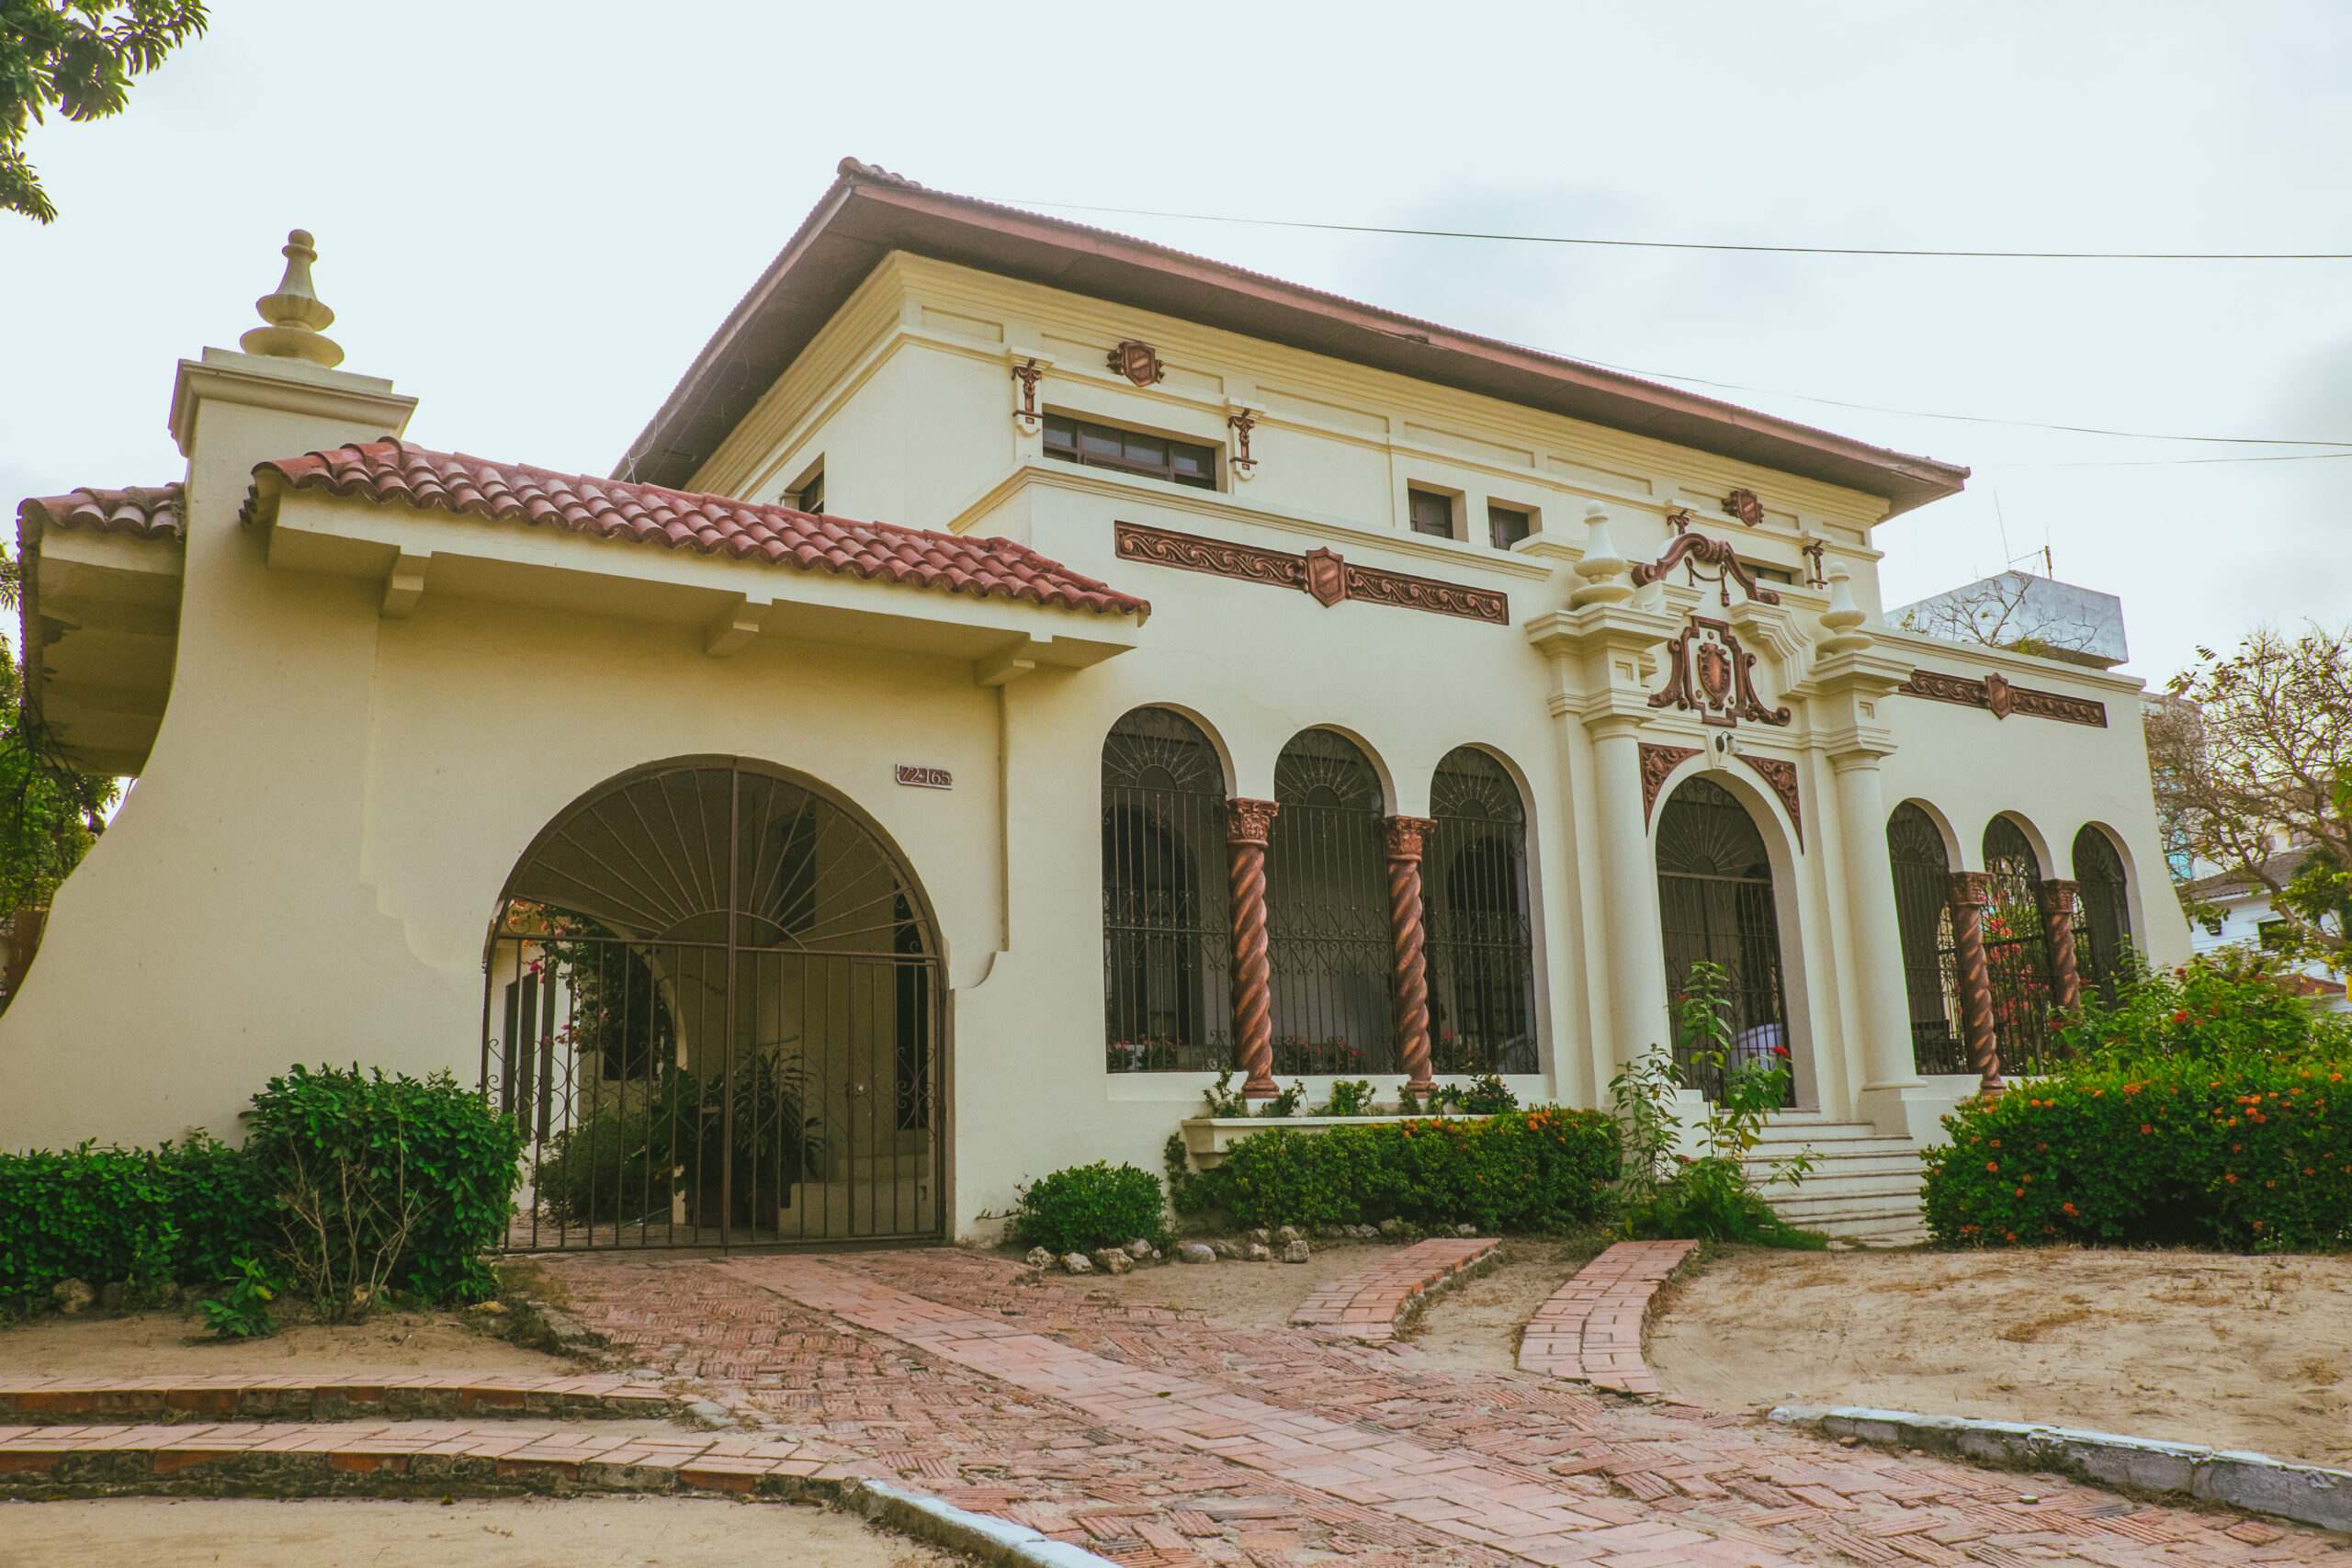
1817,559,1872,654
1568,501,1634,608
239,229,345,368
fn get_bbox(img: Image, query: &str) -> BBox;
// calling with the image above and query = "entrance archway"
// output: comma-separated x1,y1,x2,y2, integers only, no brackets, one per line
1656,775,1792,1103
485,758,943,1250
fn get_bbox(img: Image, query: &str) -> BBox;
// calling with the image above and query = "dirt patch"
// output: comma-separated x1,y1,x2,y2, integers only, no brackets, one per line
0,1304,571,1382
1405,1235,1620,1371
1648,1247,2352,1469
0,1496,951,1567
1071,1238,1408,1327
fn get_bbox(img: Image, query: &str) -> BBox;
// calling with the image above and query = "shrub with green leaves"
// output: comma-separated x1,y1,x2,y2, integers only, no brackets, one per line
1013,1161,1168,1254
1181,1108,1618,1232
244,1065,525,1311
0,1134,271,1305
2054,949,2350,1068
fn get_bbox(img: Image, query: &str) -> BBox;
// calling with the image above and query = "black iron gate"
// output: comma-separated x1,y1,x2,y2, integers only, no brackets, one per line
1656,776,1792,1104
1982,816,2058,1077
1887,803,1967,1074
1101,706,1232,1073
1267,728,1392,1076
484,760,943,1251
1424,748,1537,1075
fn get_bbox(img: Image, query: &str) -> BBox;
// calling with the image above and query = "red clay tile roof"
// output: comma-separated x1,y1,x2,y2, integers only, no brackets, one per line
249,440,1148,618
17,483,185,542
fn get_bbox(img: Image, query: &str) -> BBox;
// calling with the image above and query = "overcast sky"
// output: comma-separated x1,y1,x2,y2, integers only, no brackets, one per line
5,0,2347,682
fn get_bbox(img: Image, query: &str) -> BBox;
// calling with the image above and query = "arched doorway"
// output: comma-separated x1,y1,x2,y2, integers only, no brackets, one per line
486,758,943,1250
2073,826,2133,995
1268,728,1390,1075
1101,706,1231,1072
1424,748,1537,1075
1656,775,1792,1103
1887,804,1965,1074
1982,815,2055,1075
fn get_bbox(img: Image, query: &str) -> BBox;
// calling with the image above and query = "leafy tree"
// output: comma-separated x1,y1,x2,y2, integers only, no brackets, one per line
0,541,119,915
2146,624,2351,974
4,0,208,223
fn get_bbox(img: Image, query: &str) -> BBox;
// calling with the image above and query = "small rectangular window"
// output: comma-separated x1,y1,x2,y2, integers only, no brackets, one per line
1041,413,1215,489
1408,489,1454,538
1487,504,1531,550
1747,562,1795,585
793,468,825,514
2257,918,2292,951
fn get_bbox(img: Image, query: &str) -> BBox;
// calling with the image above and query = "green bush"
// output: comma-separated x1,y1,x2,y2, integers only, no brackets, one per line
0,1134,271,1305
2055,948,2351,1067
1181,1108,1619,1232
1922,1057,2352,1250
1013,1162,1168,1255
244,1065,525,1311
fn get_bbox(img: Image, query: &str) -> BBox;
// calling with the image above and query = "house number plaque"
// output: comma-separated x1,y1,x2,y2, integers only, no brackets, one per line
894,764,953,790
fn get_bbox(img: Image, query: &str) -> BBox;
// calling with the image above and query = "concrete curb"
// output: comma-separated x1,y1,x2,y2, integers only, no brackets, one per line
850,1480,1122,1568
1770,1404,2352,1534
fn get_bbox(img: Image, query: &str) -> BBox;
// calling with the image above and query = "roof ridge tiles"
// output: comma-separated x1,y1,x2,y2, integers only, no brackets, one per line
243,439,1146,619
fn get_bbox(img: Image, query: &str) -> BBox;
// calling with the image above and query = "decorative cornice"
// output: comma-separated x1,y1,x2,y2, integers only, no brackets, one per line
1736,754,1803,850
1381,815,1437,861
1640,743,1702,823
1114,521,1507,625
1226,797,1280,846
1900,668,2107,728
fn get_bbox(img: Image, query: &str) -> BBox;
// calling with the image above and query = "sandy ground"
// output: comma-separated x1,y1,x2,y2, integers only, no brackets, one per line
0,1307,571,1382
0,1497,951,1567
1649,1247,2352,1469
1072,1239,1407,1326
1407,1237,1615,1371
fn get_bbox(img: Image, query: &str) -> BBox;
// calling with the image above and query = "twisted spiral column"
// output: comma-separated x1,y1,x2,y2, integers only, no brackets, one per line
1226,799,1280,1099
1384,816,1438,1096
1949,872,2004,1100
2037,878,2083,1016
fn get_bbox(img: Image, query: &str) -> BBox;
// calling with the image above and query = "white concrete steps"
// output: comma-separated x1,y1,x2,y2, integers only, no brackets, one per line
1737,1112,1929,1245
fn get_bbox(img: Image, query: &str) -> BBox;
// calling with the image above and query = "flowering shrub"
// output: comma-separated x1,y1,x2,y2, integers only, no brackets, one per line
2053,949,2349,1067
1177,1108,1619,1232
1271,1035,1366,1076
1921,1057,2352,1251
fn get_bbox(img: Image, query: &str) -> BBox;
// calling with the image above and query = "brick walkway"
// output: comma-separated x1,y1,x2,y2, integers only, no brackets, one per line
0,1374,678,1425
1291,1237,1498,1341
1518,1241,1699,1394
542,1247,2352,1567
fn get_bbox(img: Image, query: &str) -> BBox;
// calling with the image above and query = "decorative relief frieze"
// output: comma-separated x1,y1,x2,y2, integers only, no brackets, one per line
1108,340,1166,387
1898,669,2108,728
1640,742,1702,822
1112,522,1508,625
1736,753,1804,850
1648,615,1791,729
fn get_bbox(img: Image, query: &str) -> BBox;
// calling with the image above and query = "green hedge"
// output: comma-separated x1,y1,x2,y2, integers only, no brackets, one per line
1921,1059,2352,1250
1179,1108,1619,1232
1013,1161,1168,1255
0,1135,272,1303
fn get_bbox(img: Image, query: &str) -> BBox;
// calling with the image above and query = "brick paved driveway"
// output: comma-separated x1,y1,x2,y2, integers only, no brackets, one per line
541,1247,2352,1567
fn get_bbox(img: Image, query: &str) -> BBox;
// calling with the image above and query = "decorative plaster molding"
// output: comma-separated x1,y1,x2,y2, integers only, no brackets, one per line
1381,815,1436,861
1114,521,1508,625
1736,753,1803,850
1900,669,2107,728
1630,531,1782,606
1225,797,1280,846
1107,340,1166,387
1648,615,1792,728
1640,742,1702,823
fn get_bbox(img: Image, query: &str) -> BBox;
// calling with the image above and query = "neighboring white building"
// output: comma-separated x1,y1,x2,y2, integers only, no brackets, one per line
1889,571,2129,671
2,162,2191,1246
2184,851,2351,1013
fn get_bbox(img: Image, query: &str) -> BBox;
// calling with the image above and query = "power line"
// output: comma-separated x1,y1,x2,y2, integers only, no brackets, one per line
1007,198,2352,262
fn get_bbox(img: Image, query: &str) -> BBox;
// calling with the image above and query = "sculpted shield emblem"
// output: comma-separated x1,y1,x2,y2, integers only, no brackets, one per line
1696,639,1734,708
1302,547,1349,607
1107,339,1166,388
1984,671,2016,720
1722,487,1765,528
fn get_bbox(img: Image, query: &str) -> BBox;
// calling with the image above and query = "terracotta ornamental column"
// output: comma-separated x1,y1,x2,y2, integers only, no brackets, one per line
2038,878,2083,1015
1949,872,2005,1100
1226,798,1281,1100
1383,816,1439,1096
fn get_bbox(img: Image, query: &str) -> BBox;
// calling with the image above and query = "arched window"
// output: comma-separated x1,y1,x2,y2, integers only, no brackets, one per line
489,758,942,1250
1425,748,1537,1075
1101,707,1231,1072
1268,728,1390,1076
1982,816,2056,1074
1887,804,1965,1074
2073,826,2132,991
1656,776,1791,1103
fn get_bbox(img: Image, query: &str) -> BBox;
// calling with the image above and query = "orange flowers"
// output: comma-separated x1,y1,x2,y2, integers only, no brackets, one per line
1985,1161,1999,1172
2062,1202,2078,1215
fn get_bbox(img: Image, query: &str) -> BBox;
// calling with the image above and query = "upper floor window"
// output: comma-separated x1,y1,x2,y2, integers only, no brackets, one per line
1408,489,1454,538
1044,414,1215,489
792,467,825,514
1487,504,1531,550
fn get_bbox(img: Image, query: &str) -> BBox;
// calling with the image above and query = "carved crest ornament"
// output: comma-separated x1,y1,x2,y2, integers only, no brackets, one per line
1649,616,1792,729
1900,668,2108,728
1723,487,1766,527
1114,521,1507,625
1108,339,1167,388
